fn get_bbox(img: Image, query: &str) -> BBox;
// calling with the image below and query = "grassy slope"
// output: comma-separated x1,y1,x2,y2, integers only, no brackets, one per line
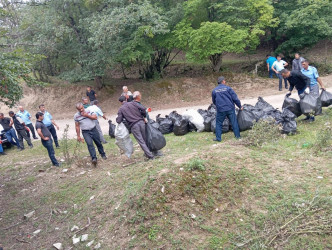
0,109,331,249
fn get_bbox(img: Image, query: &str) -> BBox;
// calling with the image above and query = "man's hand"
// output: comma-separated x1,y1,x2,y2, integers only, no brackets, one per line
81,112,89,118
240,106,244,110
77,136,85,143
304,87,310,94
286,91,292,97
144,118,148,123
44,137,50,141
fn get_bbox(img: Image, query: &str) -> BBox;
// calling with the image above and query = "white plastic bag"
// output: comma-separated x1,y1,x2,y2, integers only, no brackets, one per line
182,109,205,132
115,123,134,158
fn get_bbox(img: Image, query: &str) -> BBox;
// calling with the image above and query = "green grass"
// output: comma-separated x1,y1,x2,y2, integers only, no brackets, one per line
0,108,331,249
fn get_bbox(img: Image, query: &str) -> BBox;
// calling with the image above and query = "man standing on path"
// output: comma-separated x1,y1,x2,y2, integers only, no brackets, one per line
17,106,38,139
272,55,289,91
301,59,326,97
212,77,243,142
88,100,108,144
74,103,107,166
116,91,156,160
35,112,60,167
39,104,60,148
281,69,314,121
292,53,305,72
86,86,97,104
121,86,133,102
0,113,20,149
266,54,277,78
9,111,33,150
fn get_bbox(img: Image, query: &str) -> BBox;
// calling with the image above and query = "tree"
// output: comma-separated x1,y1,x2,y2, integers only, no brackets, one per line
175,0,277,72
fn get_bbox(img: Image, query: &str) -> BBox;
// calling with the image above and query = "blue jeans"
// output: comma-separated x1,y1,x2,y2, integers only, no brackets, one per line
269,70,276,78
42,139,59,166
0,143,3,153
47,124,59,147
5,128,20,148
277,73,288,90
82,127,105,160
215,110,240,141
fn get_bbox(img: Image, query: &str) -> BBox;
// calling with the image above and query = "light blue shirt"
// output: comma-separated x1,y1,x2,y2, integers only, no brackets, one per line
301,66,319,86
272,60,287,72
87,105,104,118
42,111,53,126
16,110,32,125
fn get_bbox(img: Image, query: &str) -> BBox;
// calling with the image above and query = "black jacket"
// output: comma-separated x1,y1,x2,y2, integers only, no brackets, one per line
12,115,25,130
116,101,146,128
286,71,310,92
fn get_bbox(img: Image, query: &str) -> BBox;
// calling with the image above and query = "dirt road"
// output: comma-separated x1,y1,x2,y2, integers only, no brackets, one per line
49,87,332,139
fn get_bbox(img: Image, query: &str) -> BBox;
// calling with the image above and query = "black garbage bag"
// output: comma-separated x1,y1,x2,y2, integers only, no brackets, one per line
282,120,297,134
173,117,189,136
149,119,160,130
299,93,319,115
208,104,217,115
281,108,297,121
255,97,275,113
146,121,166,151
267,109,283,124
156,114,173,134
188,121,197,132
211,117,230,133
242,104,265,121
168,111,182,124
197,109,208,116
320,89,332,107
282,97,302,117
108,120,116,138
237,108,256,131
315,96,322,116
203,115,213,132
123,119,131,133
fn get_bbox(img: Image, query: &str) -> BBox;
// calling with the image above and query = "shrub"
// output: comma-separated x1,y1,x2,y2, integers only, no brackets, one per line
186,157,206,171
245,120,281,147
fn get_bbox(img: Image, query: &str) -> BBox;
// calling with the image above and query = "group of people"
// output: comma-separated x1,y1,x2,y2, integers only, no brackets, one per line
0,105,60,165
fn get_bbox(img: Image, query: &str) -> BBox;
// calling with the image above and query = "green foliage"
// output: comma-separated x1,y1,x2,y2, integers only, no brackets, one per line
186,157,206,171
245,120,281,147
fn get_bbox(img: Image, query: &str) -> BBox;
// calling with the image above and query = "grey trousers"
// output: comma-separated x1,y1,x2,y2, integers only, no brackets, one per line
131,121,154,159
310,84,320,98
94,120,107,143
17,129,33,149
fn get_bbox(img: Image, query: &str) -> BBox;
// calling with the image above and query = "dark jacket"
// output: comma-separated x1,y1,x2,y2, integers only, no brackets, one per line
286,71,310,92
212,84,242,112
292,57,304,71
12,115,25,130
0,117,12,131
116,101,147,128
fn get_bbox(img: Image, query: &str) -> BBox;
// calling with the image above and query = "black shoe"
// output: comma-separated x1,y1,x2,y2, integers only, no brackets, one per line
279,89,282,91
303,116,310,121
285,86,288,89
309,117,315,122
29,145,34,149
102,155,107,160
153,151,163,157
0,152,7,155
56,146,60,149
102,141,108,144
33,137,38,139
92,158,97,166
213,138,221,142
18,148,24,151
147,157,155,161
54,163,61,167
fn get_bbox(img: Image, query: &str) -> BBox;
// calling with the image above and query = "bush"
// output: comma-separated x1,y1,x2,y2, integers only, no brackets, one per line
186,158,206,171
245,120,281,147
314,123,332,153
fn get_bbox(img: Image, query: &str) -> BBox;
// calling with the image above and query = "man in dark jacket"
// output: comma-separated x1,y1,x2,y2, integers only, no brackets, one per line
212,77,243,142
116,91,155,160
9,111,33,150
0,113,20,149
292,53,305,72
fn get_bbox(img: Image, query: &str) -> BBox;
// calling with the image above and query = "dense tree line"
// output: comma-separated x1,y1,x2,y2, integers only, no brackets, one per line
1,0,332,105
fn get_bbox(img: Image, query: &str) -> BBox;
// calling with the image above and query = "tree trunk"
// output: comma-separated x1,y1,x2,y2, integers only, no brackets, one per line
120,63,128,79
94,76,104,90
211,54,223,72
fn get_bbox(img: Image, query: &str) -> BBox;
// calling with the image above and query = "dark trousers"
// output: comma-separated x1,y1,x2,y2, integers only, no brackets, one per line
269,70,276,78
5,128,20,148
17,129,33,149
131,121,154,159
42,139,59,166
215,110,240,141
277,73,288,90
82,127,106,160
26,123,37,138
47,124,59,147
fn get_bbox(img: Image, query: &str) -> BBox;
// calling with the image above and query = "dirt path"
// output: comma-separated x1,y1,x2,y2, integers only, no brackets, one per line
49,86,332,140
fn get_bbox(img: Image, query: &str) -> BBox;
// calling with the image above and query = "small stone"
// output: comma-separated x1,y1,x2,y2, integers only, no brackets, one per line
53,243,62,249
33,229,41,235
190,214,196,219
62,169,68,173
107,172,111,176
317,176,323,179
191,199,196,204
73,204,78,209
71,225,79,232
55,227,60,230
24,210,35,219
89,196,95,201
94,243,101,249
81,234,88,242
179,168,184,171
215,208,219,212
72,235,80,245
86,240,94,247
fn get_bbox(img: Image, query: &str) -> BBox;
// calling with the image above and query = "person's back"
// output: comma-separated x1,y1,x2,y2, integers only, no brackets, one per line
116,102,145,128
266,56,277,69
212,84,241,112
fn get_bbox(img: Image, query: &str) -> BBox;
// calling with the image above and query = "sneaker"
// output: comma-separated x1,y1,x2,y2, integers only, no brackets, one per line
147,157,155,161
279,89,282,91
18,148,24,151
213,138,221,142
0,152,7,155
153,151,163,157
29,145,34,149
285,86,288,89
102,155,107,160
92,158,97,166
303,116,310,121
33,137,38,140
56,146,60,149
54,163,61,167
309,117,315,122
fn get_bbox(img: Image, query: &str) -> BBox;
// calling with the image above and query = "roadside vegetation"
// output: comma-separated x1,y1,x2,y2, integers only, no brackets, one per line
0,108,331,249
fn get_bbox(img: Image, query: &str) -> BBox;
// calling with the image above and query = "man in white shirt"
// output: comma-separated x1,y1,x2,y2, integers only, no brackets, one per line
121,86,133,102
87,100,108,144
272,55,289,91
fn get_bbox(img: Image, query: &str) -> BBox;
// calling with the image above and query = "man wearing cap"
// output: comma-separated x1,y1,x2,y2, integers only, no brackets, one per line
17,106,38,139
212,76,243,142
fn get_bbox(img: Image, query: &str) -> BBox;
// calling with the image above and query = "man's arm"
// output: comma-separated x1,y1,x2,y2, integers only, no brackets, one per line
267,63,270,72
272,63,278,73
299,72,311,88
51,119,59,130
116,109,123,124
291,59,295,71
283,61,288,67
317,78,326,90
36,128,49,140
212,91,216,105
82,112,97,120
75,122,84,142
229,89,242,109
